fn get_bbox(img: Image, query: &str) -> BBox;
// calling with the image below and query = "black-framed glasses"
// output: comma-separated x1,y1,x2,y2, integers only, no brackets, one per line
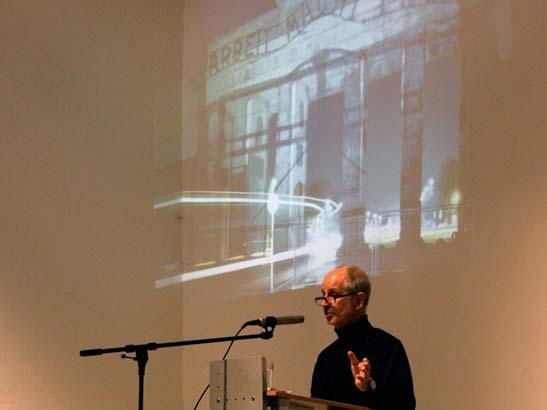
314,292,358,305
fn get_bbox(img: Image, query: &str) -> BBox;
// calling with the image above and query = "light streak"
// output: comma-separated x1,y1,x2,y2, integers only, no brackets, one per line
194,261,216,267
153,191,342,217
155,246,311,288
226,255,245,261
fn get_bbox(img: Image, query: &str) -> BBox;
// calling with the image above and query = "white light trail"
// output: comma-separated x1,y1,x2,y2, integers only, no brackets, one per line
154,246,311,288
153,191,342,217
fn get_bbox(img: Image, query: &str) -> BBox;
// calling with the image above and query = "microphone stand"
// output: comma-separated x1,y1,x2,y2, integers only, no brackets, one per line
79,327,274,410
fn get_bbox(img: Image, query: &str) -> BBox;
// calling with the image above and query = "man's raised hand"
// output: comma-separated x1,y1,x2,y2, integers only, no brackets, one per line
347,351,371,392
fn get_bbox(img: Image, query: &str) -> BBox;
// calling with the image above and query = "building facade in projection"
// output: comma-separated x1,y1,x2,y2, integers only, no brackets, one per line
180,0,461,287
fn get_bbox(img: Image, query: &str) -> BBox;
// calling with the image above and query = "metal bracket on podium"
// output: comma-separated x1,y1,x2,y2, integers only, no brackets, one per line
210,356,266,410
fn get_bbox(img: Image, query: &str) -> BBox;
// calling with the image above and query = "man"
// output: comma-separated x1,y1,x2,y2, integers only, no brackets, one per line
311,265,415,409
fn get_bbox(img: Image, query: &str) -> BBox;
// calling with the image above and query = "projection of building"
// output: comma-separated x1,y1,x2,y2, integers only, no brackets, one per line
161,0,461,291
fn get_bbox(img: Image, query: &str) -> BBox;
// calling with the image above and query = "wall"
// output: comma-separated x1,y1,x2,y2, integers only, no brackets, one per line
1,1,545,410
179,1,547,409
0,1,183,409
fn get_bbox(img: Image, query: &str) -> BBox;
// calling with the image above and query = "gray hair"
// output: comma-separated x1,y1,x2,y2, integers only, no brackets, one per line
338,265,372,308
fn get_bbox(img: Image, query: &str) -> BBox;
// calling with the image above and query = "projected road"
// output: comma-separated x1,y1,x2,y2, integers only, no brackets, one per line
154,191,343,290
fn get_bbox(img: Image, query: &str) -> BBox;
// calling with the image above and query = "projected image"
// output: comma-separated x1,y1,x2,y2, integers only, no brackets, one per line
157,0,462,292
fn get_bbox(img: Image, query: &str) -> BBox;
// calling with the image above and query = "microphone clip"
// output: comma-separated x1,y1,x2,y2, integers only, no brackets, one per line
242,317,277,339
261,316,278,331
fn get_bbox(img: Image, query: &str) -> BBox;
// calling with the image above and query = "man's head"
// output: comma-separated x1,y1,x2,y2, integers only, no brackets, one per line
319,265,371,329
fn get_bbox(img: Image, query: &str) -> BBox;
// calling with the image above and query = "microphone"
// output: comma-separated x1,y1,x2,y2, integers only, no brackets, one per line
243,315,305,328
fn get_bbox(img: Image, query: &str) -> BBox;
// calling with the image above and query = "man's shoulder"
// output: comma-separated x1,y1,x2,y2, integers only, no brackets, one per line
364,325,410,359
368,324,404,346
316,335,347,360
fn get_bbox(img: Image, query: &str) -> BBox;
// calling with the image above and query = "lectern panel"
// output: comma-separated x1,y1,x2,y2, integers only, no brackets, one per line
210,356,266,410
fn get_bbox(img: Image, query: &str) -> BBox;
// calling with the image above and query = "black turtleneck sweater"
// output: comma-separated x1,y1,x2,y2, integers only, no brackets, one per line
311,315,415,410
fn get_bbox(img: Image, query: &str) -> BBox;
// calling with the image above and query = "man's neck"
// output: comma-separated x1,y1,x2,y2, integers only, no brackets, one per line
334,313,367,331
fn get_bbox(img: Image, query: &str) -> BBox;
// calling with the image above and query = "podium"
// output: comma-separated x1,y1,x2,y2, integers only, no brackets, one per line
266,390,370,410
209,357,370,410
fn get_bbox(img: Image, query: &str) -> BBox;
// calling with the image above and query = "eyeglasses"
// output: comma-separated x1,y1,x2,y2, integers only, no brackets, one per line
314,292,358,305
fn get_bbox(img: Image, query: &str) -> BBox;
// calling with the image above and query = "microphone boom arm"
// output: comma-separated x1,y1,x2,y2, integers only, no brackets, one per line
80,328,275,410
80,330,274,357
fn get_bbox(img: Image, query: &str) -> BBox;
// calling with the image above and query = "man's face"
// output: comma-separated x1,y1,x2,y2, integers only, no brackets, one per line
320,268,361,329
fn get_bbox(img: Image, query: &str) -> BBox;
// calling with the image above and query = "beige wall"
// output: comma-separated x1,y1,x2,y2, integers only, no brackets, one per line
0,1,183,409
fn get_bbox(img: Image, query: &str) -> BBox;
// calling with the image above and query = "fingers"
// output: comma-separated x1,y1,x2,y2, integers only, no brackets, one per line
347,352,372,391
355,357,370,378
361,357,371,373
347,351,359,367
347,352,370,373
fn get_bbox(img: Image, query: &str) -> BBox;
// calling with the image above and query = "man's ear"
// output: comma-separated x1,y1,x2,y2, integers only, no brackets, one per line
354,292,366,310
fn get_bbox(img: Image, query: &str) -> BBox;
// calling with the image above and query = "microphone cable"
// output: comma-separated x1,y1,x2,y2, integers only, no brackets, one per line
192,324,246,410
